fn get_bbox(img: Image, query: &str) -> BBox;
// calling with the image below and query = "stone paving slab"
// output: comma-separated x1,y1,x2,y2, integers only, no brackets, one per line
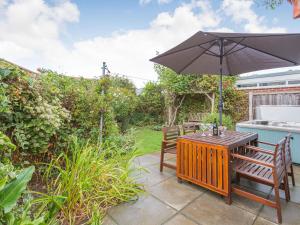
291,173,300,186
163,214,198,225
133,168,173,190
259,198,300,225
133,154,161,167
149,177,204,210
149,151,176,160
181,192,256,225
103,215,118,225
107,153,300,225
147,163,176,177
108,195,176,225
253,217,277,225
271,186,300,204
293,165,300,175
239,179,272,194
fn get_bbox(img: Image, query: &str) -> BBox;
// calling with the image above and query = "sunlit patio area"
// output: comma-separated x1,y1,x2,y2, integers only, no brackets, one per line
104,152,300,225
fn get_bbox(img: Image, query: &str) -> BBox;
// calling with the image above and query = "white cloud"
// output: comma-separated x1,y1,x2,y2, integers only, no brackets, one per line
0,0,79,67
221,0,286,33
139,0,172,5
139,0,151,5
158,0,172,4
0,0,292,87
0,0,226,87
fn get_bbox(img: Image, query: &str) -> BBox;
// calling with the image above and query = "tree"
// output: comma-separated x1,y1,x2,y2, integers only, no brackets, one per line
156,64,220,126
262,0,284,8
155,64,248,125
156,65,193,126
137,81,165,124
99,75,139,132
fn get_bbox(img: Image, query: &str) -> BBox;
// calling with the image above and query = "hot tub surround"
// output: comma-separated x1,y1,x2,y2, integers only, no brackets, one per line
236,120,300,164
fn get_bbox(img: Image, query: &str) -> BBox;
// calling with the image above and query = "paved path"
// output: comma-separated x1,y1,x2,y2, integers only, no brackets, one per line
104,152,300,225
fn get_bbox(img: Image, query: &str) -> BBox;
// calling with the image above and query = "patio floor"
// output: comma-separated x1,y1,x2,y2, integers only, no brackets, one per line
104,152,300,225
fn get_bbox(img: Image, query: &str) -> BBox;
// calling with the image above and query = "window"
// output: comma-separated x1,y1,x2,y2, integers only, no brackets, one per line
259,81,285,87
288,80,300,85
237,83,257,88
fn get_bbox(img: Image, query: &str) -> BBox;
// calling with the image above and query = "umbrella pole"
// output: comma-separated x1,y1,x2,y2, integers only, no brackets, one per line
219,38,224,126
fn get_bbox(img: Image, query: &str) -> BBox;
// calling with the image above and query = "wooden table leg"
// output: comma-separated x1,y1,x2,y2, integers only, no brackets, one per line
226,152,233,205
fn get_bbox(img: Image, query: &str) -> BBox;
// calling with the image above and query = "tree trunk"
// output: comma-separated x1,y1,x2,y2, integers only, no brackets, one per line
170,95,185,126
204,92,215,114
211,93,215,113
165,94,185,127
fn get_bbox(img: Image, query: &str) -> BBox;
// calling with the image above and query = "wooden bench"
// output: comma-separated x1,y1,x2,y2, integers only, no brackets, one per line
182,123,197,135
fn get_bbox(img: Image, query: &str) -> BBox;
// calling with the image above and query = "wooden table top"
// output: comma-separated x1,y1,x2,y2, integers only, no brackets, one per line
178,131,258,149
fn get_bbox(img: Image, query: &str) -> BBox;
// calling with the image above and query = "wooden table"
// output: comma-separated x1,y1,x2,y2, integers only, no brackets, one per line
176,131,258,204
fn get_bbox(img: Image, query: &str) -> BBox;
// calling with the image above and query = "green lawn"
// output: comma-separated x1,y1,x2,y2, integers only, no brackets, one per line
135,127,162,155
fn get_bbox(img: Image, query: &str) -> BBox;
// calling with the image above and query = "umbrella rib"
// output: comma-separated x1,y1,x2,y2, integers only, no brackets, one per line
178,42,216,74
204,52,219,57
201,31,300,39
225,46,247,56
151,39,216,60
198,45,219,57
223,38,245,56
225,39,298,65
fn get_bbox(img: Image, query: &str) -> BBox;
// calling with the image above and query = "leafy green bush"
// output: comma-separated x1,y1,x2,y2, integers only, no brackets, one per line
102,128,137,155
202,113,234,130
132,82,164,126
0,132,16,163
0,68,70,154
151,125,162,131
38,137,142,224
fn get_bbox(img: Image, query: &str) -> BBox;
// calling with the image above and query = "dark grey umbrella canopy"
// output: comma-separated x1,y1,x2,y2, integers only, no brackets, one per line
150,31,300,126
150,31,300,75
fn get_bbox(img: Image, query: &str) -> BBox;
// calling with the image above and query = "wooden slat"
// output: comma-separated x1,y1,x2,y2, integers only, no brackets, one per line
189,143,193,177
223,150,228,192
176,131,258,200
193,144,197,179
218,149,223,189
179,131,258,149
198,144,202,181
212,148,217,187
232,187,277,208
207,148,212,185
202,146,207,183
184,143,188,176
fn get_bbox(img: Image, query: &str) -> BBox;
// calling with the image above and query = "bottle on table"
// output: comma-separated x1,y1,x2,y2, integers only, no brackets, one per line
213,118,218,136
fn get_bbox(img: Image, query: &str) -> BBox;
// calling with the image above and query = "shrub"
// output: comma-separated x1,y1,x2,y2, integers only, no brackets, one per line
102,128,137,156
0,68,70,154
38,137,142,224
151,125,162,131
0,131,16,163
202,113,234,130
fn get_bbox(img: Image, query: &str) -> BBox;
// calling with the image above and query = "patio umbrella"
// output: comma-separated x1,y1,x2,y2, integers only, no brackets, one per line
150,31,300,125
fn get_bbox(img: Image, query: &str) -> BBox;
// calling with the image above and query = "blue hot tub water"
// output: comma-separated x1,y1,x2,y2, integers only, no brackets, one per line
236,125,300,164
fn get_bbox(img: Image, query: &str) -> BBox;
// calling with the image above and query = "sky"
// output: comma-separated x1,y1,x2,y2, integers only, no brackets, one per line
0,0,300,87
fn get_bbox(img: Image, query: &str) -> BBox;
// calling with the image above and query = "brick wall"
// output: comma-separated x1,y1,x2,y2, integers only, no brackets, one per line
242,86,300,94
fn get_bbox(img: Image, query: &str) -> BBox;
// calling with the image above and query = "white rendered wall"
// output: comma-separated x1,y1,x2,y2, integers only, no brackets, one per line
256,105,300,123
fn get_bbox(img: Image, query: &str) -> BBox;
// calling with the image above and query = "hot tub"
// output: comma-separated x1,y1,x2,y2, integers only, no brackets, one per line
236,120,300,164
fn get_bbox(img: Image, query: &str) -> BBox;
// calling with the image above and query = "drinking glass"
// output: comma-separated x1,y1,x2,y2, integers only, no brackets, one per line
208,123,213,136
219,126,227,137
200,124,207,136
